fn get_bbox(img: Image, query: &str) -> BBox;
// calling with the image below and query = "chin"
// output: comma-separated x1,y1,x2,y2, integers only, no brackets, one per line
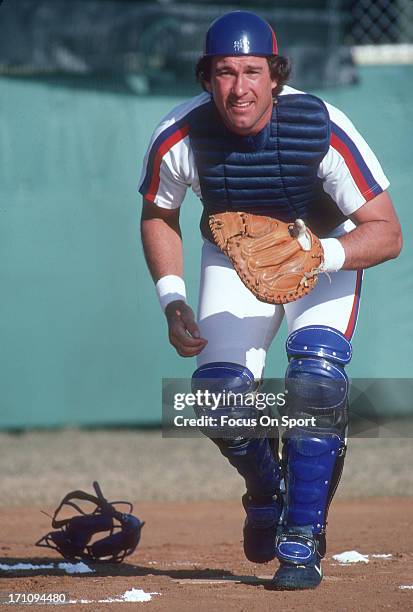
228,118,253,134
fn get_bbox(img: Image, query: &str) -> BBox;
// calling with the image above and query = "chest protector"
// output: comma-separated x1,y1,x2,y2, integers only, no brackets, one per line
188,94,344,236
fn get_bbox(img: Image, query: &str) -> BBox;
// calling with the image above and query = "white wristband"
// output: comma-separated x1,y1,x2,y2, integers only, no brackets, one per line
155,275,187,311
320,238,346,273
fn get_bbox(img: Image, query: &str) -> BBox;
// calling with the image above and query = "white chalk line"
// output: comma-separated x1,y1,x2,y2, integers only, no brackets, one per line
0,563,160,604
0,561,94,574
67,589,160,604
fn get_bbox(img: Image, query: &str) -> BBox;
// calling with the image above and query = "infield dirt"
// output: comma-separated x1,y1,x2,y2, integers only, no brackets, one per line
1,498,412,611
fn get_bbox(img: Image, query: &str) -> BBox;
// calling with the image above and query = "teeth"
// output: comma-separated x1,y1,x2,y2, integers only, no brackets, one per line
232,102,251,108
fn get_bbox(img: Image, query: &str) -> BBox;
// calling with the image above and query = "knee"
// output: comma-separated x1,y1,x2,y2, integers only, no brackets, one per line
191,361,258,442
285,325,352,433
192,361,255,395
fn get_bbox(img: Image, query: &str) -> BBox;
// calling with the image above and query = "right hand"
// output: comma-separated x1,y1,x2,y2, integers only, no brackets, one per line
165,300,208,357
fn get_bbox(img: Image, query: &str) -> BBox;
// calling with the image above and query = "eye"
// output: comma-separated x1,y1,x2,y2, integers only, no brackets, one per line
216,69,232,77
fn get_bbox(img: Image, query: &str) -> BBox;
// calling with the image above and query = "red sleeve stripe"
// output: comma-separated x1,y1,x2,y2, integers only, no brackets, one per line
142,123,190,202
331,122,383,201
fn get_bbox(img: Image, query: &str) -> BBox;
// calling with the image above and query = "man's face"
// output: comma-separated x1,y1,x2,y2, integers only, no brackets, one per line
205,55,277,136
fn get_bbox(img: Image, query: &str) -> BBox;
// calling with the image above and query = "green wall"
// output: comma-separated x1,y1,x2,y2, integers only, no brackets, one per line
0,67,412,428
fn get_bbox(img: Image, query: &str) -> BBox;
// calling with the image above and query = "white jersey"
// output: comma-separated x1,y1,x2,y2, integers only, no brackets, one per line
138,86,389,217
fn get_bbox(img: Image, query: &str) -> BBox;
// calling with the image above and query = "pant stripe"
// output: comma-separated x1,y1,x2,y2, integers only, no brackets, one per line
344,270,363,340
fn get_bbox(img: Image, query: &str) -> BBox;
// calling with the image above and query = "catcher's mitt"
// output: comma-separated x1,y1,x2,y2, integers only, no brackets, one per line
36,481,144,563
209,211,324,304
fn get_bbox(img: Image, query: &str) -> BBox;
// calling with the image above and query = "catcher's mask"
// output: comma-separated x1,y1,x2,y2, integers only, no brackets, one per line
36,481,144,563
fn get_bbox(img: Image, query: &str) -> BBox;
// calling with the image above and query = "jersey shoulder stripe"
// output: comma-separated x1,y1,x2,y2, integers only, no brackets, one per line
330,121,383,200
141,120,190,202
140,93,210,202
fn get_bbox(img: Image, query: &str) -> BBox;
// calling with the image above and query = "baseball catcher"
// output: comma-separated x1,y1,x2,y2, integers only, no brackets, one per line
139,10,402,591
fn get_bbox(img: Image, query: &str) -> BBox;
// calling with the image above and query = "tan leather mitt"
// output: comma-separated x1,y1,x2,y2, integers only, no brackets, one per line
209,211,324,304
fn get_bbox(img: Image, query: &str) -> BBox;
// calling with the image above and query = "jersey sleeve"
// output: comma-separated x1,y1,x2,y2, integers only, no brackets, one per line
319,103,390,216
138,94,207,209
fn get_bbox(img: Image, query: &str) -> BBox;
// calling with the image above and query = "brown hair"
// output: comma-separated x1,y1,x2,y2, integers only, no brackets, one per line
195,55,291,96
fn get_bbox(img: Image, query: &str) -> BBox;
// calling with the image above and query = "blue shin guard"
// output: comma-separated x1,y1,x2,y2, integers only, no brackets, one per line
192,362,283,562
221,436,282,563
273,326,351,589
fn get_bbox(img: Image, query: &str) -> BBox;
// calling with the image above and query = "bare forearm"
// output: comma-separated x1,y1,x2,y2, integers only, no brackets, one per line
141,210,184,282
339,220,402,270
328,192,403,270
140,200,207,356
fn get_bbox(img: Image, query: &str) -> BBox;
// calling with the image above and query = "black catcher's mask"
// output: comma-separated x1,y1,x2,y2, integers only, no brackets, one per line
36,481,144,563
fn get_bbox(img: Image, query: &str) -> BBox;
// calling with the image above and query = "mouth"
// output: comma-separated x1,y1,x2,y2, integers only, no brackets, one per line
228,100,254,112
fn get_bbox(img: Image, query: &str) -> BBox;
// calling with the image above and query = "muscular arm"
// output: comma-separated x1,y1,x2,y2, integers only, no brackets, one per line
339,191,402,270
140,198,207,357
140,199,184,281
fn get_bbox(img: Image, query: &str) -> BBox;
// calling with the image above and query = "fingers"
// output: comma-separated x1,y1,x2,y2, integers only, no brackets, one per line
166,302,208,357
290,218,307,238
291,218,311,251
179,308,201,339
170,320,208,356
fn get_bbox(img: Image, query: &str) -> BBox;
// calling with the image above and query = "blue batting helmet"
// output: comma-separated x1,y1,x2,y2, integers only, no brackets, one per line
204,11,278,57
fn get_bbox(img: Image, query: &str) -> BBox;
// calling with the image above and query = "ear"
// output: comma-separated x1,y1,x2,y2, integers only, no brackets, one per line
271,77,278,92
204,80,212,93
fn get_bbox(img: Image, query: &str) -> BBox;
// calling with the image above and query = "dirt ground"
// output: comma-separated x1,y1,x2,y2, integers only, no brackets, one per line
0,430,412,610
0,499,412,611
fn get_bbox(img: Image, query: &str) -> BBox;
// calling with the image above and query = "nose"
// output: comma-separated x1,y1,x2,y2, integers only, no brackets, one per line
231,73,247,97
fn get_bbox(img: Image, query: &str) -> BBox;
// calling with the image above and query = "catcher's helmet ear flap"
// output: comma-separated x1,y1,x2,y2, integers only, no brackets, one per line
204,11,278,57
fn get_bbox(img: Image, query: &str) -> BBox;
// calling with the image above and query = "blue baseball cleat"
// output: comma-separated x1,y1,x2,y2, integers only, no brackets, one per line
270,527,323,589
242,494,282,563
